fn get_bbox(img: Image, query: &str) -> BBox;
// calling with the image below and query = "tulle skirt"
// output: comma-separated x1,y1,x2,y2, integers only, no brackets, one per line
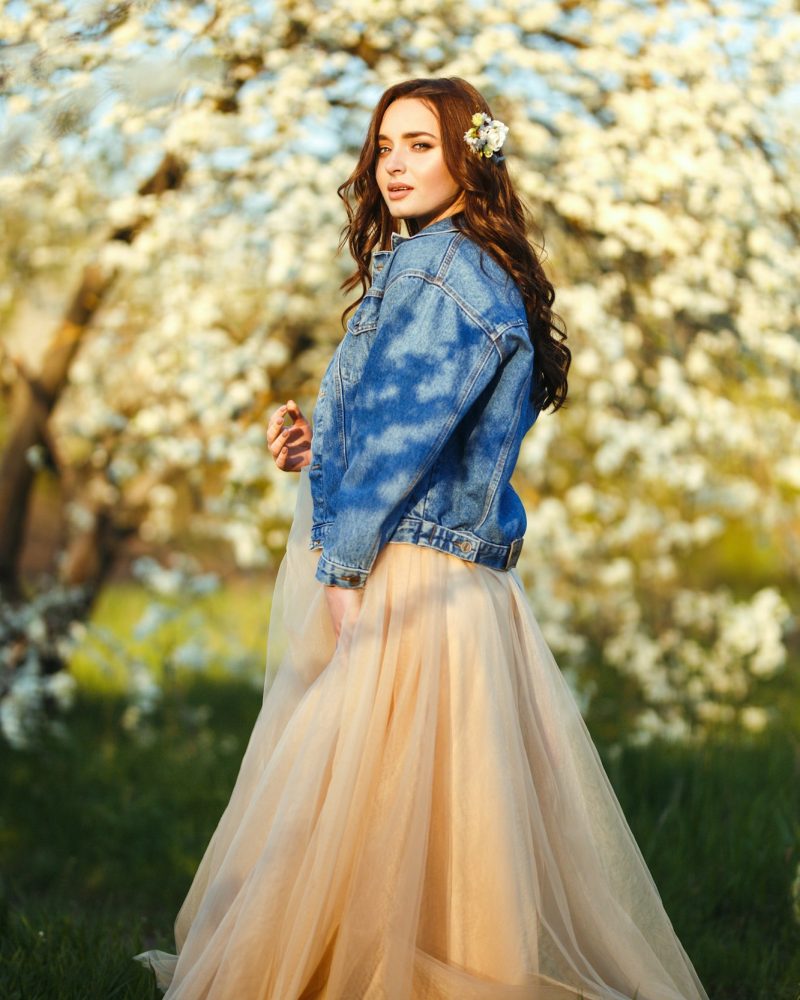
134,467,708,1000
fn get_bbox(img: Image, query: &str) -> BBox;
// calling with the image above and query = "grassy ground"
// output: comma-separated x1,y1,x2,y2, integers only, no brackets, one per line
0,681,258,1000
1,676,798,1000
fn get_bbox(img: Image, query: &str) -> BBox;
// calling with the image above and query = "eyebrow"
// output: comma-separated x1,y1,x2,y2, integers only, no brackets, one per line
376,131,438,141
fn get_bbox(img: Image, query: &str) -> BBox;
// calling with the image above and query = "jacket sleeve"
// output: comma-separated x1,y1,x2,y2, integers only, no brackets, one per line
315,273,503,588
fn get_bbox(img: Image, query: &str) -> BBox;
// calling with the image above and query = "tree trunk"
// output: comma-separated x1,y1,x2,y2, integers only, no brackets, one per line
0,153,187,599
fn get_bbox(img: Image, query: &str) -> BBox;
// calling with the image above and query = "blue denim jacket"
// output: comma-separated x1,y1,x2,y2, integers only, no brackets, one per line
308,214,540,588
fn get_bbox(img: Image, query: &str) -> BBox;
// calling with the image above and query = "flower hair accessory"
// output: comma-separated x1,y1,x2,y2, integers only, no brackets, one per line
464,112,509,161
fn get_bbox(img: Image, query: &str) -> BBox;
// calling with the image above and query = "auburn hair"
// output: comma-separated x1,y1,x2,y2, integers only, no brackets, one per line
336,76,570,412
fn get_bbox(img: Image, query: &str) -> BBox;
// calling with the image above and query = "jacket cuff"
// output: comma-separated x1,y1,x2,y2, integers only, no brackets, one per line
314,553,368,589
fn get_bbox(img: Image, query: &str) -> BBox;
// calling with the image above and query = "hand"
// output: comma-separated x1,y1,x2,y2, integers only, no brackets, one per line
324,584,364,641
267,399,312,472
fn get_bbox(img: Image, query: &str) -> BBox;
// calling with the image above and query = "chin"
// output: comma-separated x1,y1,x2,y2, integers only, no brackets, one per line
386,205,417,220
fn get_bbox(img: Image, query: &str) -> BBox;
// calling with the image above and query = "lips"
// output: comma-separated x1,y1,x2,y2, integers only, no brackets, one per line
387,183,414,201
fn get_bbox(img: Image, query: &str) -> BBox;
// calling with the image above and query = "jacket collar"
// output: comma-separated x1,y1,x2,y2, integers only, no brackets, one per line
389,213,463,250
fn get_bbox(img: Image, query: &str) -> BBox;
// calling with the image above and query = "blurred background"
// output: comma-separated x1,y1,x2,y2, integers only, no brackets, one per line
0,1,798,997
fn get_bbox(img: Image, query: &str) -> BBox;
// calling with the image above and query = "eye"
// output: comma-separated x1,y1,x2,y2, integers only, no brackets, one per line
413,142,431,150
377,145,390,155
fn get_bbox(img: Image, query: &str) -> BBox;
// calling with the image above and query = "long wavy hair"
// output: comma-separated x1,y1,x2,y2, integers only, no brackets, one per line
337,76,570,412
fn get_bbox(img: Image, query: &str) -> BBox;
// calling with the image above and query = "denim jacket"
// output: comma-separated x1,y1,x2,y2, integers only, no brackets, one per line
308,214,540,588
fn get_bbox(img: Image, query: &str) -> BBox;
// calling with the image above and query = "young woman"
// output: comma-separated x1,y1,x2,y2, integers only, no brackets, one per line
136,78,709,1000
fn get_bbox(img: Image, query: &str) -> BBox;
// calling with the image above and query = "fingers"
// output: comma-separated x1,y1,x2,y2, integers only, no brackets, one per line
285,398,308,425
274,429,296,466
267,404,288,447
281,451,311,471
278,448,309,472
268,403,296,451
268,400,305,440
269,424,290,463
271,423,308,471
268,400,312,471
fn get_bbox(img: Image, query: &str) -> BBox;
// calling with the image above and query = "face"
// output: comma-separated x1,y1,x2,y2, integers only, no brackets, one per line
375,97,465,230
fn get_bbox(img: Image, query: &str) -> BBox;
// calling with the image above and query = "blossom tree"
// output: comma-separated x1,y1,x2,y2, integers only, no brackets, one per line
0,0,797,745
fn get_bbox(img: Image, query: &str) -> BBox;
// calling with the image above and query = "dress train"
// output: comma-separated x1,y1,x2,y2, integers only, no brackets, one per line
135,466,708,1000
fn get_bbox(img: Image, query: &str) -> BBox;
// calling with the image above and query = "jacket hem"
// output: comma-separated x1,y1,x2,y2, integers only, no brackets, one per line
314,554,368,589
310,516,524,576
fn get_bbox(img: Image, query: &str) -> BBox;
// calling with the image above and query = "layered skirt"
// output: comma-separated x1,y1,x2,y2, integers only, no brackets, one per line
135,467,708,1000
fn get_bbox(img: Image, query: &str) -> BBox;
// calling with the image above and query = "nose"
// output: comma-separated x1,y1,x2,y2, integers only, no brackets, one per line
384,147,406,173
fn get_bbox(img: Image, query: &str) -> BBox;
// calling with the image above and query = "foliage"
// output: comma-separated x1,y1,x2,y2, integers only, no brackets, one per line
0,580,85,748
1,0,798,741
1,557,265,748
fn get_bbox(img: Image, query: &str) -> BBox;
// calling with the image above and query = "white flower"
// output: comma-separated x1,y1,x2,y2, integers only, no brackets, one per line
464,112,509,160
25,445,46,470
740,706,769,733
173,640,210,672
133,602,178,641
44,672,77,711
27,616,47,643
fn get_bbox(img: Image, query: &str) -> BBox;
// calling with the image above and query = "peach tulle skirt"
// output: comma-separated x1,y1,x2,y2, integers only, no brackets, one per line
134,467,708,1000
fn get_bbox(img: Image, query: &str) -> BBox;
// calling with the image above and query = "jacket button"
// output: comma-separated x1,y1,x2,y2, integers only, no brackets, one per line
456,540,472,553
344,574,361,584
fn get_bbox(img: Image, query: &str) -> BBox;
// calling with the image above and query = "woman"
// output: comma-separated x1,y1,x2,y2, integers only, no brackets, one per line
135,78,709,1000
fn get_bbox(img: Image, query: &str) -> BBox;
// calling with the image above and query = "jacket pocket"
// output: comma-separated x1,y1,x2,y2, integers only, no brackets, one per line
340,291,381,383
349,290,382,334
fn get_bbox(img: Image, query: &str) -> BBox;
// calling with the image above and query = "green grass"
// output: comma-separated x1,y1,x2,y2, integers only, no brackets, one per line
0,676,798,999
601,729,800,999
0,681,260,1000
